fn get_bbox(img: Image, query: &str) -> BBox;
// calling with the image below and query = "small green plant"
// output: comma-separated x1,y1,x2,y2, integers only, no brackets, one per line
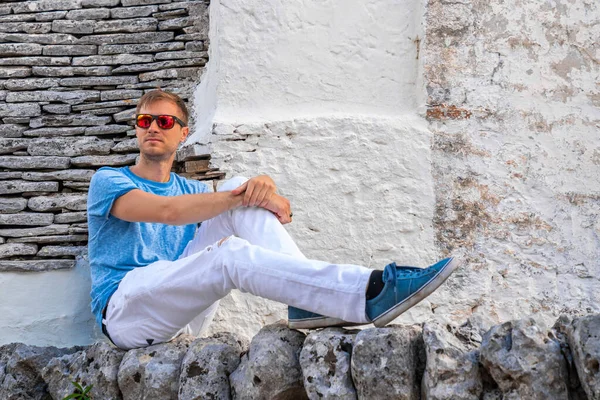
62,381,93,400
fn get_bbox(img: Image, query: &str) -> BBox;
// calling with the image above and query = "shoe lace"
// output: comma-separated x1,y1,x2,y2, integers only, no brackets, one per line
383,262,428,281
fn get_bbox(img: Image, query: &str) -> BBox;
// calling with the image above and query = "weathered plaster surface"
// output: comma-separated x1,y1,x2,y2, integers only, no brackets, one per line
211,117,434,264
202,116,445,342
212,0,422,123
198,0,433,341
191,0,425,144
204,0,600,341
425,0,600,325
0,256,101,346
204,116,438,341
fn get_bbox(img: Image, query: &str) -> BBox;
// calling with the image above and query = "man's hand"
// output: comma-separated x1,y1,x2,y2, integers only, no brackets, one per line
231,175,276,207
230,175,292,224
263,193,292,224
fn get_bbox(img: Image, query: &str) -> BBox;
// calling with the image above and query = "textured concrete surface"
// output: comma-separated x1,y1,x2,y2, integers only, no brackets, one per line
425,0,600,326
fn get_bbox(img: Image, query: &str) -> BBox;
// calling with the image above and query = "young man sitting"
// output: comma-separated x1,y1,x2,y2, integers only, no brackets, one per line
87,90,460,350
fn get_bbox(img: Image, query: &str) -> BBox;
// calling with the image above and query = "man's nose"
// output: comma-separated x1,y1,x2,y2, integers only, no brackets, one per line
148,118,161,132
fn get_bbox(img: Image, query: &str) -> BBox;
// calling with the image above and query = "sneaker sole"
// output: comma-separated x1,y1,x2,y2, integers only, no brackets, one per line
371,256,461,328
288,316,367,330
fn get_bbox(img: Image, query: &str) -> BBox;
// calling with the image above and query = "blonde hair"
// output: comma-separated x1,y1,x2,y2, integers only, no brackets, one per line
136,89,189,125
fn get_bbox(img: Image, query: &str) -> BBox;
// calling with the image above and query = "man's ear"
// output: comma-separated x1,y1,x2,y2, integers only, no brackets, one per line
180,126,189,143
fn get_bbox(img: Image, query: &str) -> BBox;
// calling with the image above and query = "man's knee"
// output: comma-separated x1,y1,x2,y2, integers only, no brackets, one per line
218,176,248,192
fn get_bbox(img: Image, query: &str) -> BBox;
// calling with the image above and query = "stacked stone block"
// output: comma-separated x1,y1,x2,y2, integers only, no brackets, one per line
1,314,600,399
0,0,221,272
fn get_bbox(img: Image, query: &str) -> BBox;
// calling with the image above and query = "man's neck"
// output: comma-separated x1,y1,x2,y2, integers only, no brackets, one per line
129,155,174,183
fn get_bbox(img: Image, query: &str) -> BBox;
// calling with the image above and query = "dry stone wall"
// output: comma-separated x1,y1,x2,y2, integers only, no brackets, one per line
1,314,599,399
0,0,222,273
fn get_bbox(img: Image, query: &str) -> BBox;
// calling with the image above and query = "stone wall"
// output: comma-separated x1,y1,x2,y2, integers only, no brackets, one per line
1,313,599,399
0,0,219,273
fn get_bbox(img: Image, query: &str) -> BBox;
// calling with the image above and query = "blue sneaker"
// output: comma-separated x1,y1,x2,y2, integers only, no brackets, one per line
366,257,460,327
287,307,354,329
287,265,433,330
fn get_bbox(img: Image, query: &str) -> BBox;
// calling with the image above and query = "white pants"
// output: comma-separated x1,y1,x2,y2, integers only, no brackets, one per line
105,177,372,349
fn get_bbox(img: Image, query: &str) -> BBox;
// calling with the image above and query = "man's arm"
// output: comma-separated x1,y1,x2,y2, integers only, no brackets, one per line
110,175,292,225
111,189,244,225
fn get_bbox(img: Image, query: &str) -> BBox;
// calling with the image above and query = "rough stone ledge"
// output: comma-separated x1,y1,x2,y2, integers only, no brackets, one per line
1,315,598,399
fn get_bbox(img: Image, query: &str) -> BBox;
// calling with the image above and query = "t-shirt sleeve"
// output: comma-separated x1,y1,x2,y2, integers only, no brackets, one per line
87,168,138,219
194,180,210,194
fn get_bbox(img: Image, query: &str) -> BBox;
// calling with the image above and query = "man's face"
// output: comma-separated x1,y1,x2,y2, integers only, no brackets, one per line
135,99,189,161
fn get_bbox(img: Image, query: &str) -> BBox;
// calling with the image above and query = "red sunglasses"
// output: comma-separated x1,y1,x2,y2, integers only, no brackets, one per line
135,114,187,130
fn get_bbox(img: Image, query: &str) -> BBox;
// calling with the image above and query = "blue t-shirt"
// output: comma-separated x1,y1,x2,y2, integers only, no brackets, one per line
87,166,210,328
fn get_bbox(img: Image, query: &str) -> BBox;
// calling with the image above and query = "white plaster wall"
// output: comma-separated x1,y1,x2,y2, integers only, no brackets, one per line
190,0,424,143
424,0,600,328
204,117,440,341
0,256,101,347
198,0,436,342
216,0,421,121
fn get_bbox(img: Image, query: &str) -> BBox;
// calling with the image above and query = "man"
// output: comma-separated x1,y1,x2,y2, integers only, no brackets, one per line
88,90,460,350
